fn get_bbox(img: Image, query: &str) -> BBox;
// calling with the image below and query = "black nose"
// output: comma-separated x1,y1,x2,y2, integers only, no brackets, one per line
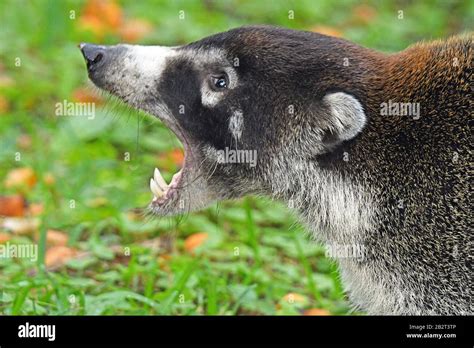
79,43,105,68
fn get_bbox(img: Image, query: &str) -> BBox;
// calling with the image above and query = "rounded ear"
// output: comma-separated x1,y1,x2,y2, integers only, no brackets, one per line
321,92,367,145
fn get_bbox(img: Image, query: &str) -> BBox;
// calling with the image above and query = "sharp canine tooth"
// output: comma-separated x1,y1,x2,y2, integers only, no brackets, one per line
154,168,168,190
150,178,164,198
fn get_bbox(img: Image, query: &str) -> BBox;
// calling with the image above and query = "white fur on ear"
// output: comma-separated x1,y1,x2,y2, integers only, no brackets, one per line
323,92,367,141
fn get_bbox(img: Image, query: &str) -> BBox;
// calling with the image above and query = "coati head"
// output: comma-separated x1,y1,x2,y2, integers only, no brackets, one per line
80,25,371,216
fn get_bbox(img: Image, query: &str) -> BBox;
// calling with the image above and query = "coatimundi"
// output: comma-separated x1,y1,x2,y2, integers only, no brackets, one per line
79,25,473,315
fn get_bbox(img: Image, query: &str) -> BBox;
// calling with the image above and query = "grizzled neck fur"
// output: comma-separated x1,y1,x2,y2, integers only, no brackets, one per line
261,34,472,246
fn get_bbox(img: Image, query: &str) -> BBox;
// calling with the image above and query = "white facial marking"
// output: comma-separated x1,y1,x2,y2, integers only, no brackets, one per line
223,66,238,90
105,44,178,122
229,109,244,140
123,45,177,77
199,63,238,108
201,85,224,107
107,44,177,107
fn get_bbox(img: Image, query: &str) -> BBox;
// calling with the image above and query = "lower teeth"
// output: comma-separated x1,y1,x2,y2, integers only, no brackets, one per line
150,167,169,199
150,167,182,201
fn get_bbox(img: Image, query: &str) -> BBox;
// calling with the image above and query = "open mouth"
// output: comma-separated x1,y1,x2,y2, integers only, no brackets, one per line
147,123,192,211
79,43,216,215
144,121,215,215
142,114,211,216
149,166,183,207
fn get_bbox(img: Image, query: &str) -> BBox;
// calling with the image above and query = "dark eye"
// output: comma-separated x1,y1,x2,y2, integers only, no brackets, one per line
211,75,227,90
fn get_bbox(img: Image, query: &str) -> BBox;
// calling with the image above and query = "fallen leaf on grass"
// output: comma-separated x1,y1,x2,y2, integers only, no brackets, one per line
0,74,14,87
0,195,26,217
28,203,44,216
169,149,185,166
1,217,39,235
89,0,122,29
282,293,307,304
0,65,14,88
45,246,77,268
72,87,103,105
79,15,108,37
43,173,55,186
303,308,331,316
157,254,172,272
16,134,32,150
119,19,153,42
4,167,37,189
158,148,185,171
159,254,172,261
310,25,343,38
0,232,11,243
79,0,123,38
352,4,377,24
39,237,164,273
36,229,68,247
0,95,10,114
184,232,208,252
86,197,109,208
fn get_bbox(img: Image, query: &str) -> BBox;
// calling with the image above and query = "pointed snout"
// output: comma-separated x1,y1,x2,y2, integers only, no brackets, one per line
79,43,107,70
78,42,176,106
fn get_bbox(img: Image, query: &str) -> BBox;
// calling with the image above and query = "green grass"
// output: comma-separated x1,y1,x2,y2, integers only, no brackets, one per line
0,0,472,315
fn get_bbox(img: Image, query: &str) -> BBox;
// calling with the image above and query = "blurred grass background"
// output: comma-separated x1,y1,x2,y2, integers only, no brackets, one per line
0,0,472,315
